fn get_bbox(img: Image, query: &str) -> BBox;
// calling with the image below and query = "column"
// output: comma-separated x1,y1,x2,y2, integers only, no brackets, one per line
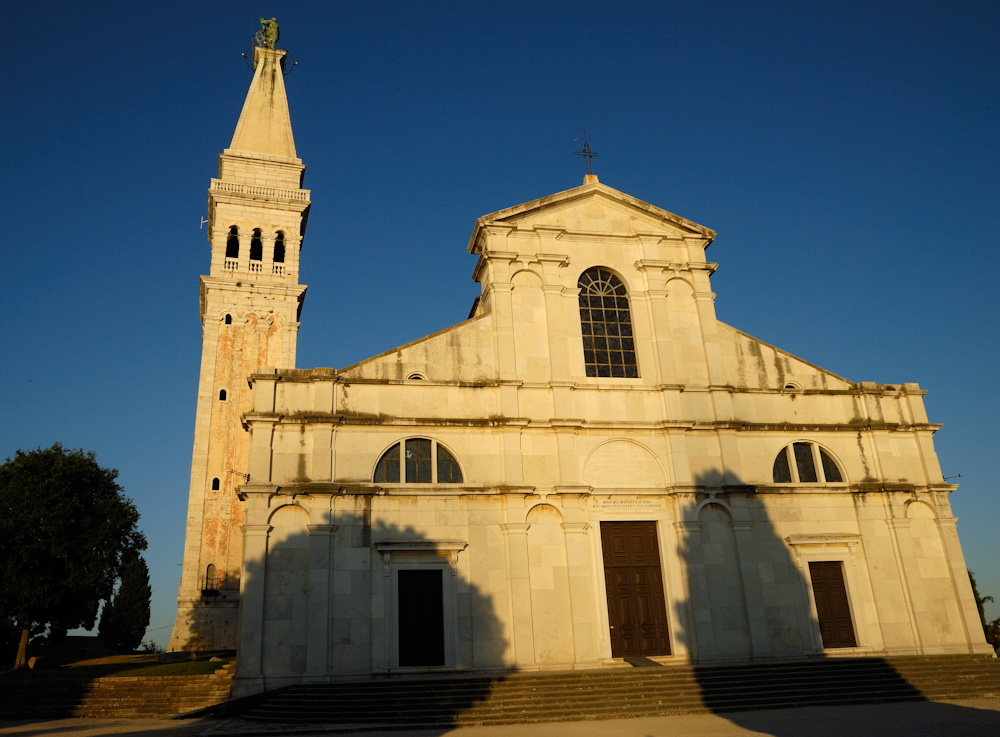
261,234,275,276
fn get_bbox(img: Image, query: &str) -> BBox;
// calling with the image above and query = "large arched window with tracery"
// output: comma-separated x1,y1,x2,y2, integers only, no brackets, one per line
578,267,638,378
373,438,463,484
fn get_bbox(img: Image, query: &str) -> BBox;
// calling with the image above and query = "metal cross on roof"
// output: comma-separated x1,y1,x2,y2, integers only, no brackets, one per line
574,131,598,176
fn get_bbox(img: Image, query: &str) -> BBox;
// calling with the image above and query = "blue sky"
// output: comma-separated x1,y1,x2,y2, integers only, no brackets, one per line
2,1,998,646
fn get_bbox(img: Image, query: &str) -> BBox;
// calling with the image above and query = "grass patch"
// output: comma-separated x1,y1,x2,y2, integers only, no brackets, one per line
111,659,232,677
2,652,236,680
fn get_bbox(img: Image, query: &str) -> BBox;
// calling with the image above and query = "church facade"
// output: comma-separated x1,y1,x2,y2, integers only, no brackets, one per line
171,40,993,695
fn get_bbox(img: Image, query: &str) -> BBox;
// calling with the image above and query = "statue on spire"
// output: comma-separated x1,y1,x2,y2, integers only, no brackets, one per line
256,17,279,49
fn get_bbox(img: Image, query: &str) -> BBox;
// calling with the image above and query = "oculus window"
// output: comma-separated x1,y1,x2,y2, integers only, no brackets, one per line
374,438,463,484
578,267,638,378
773,442,844,484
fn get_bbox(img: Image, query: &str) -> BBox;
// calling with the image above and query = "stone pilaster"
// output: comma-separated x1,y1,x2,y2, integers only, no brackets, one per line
562,522,599,665
236,522,271,680
501,522,535,666
305,524,336,677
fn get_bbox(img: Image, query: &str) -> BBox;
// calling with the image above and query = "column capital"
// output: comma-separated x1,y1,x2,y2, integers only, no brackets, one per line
501,523,531,535
307,524,337,534
241,524,272,537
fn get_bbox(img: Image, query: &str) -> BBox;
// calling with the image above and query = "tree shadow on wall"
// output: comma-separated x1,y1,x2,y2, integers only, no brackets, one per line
217,502,511,731
671,471,946,736
674,471,821,667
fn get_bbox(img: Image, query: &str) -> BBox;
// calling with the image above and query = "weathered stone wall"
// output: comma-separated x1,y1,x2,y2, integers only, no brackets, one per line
229,181,988,695
169,46,309,653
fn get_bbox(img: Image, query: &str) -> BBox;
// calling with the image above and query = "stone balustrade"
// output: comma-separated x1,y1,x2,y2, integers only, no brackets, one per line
220,258,291,278
210,179,310,202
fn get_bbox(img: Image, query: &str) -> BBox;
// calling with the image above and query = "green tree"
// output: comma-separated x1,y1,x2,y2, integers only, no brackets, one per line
98,554,151,652
986,617,1000,649
0,444,146,669
968,569,995,642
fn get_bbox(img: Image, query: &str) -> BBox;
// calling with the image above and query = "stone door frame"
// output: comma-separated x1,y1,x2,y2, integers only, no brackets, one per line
786,533,876,654
375,540,466,671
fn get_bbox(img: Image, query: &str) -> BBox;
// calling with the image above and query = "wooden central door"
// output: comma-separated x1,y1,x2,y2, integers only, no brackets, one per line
600,521,671,657
809,561,857,648
397,569,445,666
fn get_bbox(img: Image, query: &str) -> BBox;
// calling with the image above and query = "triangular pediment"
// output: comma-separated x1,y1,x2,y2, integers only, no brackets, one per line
468,179,714,252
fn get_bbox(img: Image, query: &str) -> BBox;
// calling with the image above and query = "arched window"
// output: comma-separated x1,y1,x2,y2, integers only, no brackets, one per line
211,477,220,491
373,438,463,484
204,564,218,591
219,389,227,401
224,314,232,325
225,226,240,259
273,232,285,263
773,442,844,484
578,267,638,378
249,228,263,262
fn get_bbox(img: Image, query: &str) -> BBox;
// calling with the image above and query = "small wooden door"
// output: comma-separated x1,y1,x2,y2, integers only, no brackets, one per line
398,569,445,666
809,561,857,648
601,521,671,657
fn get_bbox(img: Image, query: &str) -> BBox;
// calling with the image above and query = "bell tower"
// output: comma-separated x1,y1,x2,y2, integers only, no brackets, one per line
169,28,309,651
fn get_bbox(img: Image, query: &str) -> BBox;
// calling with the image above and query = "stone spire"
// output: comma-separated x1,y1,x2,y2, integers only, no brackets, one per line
228,46,297,159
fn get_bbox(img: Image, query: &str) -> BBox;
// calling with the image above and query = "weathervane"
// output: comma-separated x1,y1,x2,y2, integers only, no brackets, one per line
574,131,598,177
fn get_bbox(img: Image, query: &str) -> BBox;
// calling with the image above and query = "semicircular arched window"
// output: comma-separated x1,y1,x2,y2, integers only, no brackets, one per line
249,228,263,262
225,226,240,259
204,564,218,591
373,438,463,484
578,267,638,378
273,231,286,263
772,442,844,484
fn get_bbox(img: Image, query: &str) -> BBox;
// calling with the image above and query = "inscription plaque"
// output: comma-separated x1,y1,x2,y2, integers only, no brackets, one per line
593,497,668,512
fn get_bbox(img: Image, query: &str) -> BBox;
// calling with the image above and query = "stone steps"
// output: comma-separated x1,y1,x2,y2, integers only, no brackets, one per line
0,663,235,718
4,655,997,724
240,655,1000,728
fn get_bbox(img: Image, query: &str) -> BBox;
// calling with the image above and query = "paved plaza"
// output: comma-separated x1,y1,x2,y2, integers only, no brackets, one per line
2,698,999,737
